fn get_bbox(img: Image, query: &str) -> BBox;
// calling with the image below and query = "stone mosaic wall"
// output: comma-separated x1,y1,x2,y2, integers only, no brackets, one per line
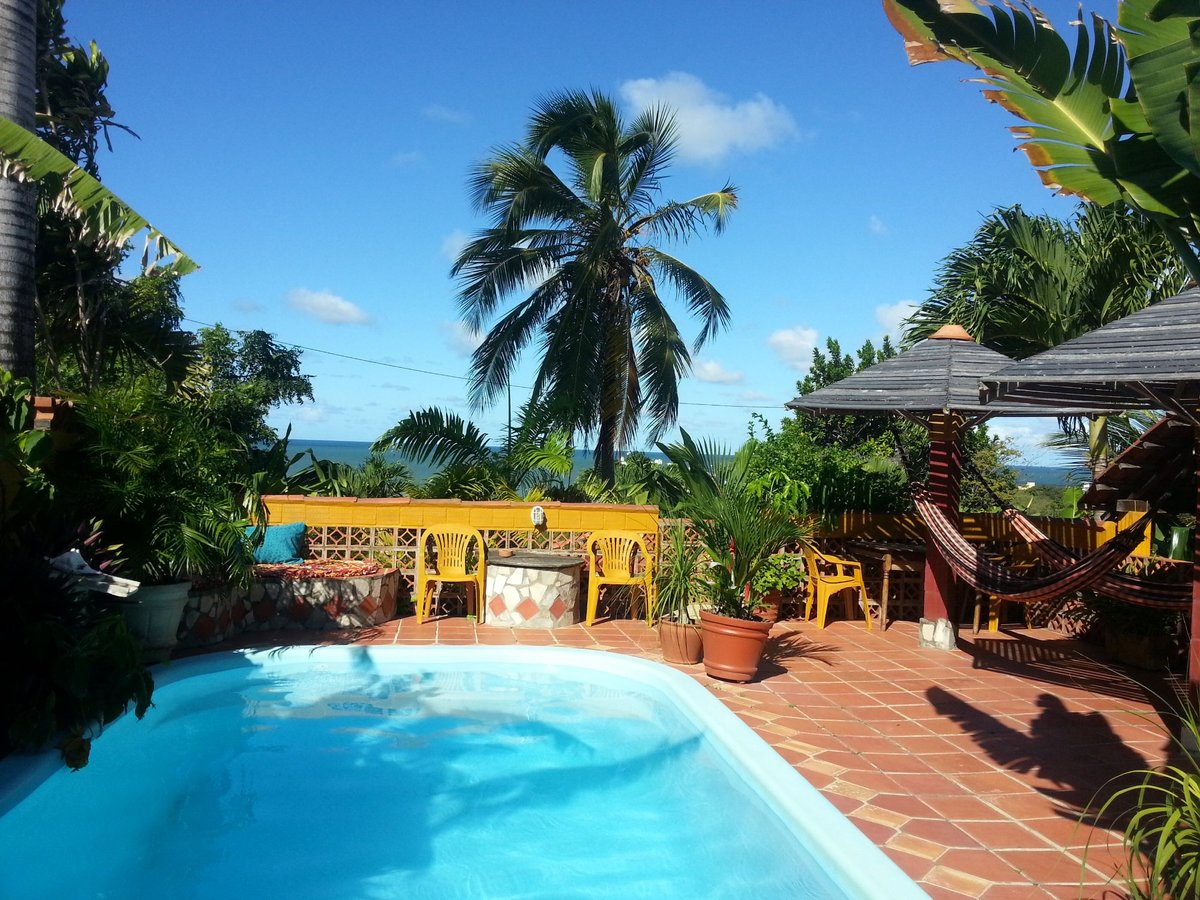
485,564,580,628
180,569,400,648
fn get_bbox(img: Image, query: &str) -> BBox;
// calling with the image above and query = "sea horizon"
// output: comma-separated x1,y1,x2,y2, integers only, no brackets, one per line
285,438,1083,488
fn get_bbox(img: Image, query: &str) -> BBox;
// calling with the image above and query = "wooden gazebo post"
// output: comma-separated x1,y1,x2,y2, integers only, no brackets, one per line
785,323,1080,650
1192,428,1200,700
923,412,962,629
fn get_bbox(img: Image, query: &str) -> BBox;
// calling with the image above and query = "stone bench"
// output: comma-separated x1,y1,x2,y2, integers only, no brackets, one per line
180,561,400,648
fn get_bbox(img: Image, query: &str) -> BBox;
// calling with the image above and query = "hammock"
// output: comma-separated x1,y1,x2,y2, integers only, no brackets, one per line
1001,508,1191,609
913,486,1155,603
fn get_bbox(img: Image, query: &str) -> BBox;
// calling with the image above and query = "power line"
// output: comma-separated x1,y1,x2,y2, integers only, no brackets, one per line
183,317,786,411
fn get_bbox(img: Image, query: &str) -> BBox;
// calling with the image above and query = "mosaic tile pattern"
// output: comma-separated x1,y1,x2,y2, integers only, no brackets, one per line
485,562,580,628
185,616,1178,898
180,570,399,647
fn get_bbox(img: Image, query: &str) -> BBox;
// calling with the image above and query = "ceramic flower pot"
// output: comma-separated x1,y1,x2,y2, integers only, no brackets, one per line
659,619,703,665
699,610,772,682
122,581,192,650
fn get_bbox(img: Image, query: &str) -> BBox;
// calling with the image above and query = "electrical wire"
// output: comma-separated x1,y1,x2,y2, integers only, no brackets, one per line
183,316,785,411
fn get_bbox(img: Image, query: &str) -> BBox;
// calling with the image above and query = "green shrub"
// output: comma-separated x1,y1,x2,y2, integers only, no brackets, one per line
1088,708,1200,899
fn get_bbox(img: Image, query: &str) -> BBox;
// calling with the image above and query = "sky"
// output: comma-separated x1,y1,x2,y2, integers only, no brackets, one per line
65,0,1103,465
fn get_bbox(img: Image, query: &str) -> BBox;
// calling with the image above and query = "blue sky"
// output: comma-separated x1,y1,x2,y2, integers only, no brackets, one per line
68,1,1097,465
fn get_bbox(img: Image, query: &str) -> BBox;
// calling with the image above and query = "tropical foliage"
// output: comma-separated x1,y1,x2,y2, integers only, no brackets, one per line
373,406,573,500
1088,704,1200,899
883,0,1200,279
453,89,737,484
905,205,1187,356
0,0,194,376
61,377,256,588
755,338,1020,516
0,374,152,768
655,522,705,624
659,431,808,619
298,450,414,499
194,324,313,443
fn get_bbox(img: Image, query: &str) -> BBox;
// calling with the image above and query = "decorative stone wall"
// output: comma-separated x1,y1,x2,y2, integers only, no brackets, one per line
485,562,581,628
179,569,400,648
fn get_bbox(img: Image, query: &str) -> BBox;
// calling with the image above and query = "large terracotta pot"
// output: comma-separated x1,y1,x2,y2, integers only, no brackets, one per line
699,610,772,682
122,581,192,650
659,619,703,665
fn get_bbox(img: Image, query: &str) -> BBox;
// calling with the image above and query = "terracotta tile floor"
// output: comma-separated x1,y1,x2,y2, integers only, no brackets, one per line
201,616,1184,899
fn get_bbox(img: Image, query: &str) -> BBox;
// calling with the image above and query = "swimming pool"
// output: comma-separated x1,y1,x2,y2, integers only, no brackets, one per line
0,646,924,898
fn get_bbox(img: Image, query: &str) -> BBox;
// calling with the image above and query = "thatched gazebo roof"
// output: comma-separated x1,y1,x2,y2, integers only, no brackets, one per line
982,287,1200,416
787,325,1085,422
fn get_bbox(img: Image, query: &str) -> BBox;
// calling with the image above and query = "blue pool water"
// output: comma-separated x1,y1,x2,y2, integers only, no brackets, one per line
0,647,923,899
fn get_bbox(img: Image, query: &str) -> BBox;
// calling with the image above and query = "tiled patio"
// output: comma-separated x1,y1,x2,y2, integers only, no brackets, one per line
202,616,1183,899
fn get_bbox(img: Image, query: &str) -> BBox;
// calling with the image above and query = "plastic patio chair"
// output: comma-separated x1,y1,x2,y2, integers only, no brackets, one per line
584,531,656,627
802,546,872,630
415,526,486,624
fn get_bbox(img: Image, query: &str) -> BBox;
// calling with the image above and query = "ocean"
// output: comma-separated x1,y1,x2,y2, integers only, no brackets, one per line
286,439,1081,488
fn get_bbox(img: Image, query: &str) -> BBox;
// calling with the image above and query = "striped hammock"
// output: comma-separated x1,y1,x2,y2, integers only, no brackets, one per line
913,486,1158,604
1000,506,1191,609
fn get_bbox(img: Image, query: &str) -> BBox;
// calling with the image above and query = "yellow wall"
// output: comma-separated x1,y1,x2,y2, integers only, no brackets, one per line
262,496,659,535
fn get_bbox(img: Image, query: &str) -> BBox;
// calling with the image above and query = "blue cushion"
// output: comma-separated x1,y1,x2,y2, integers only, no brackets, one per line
248,522,306,564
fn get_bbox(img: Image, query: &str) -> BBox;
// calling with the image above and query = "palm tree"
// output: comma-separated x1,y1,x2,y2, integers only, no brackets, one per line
0,0,38,378
452,90,737,486
905,203,1187,474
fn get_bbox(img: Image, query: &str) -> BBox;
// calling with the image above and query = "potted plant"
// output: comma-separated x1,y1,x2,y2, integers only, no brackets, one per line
656,522,705,664
660,432,809,682
64,380,257,652
750,553,807,623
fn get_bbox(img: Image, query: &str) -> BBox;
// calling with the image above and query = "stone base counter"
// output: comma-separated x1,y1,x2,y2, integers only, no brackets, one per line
484,551,584,628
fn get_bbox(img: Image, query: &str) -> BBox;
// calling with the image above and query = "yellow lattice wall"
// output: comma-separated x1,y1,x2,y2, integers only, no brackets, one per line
261,496,660,605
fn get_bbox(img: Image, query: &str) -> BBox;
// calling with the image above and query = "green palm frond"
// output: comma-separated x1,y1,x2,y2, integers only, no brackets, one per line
467,281,559,406
371,407,491,470
883,0,1200,277
0,116,196,274
645,248,731,350
632,186,739,240
631,286,688,438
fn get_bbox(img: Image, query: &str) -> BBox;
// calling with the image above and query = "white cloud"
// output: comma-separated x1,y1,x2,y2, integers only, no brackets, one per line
738,390,773,403
232,297,264,313
868,214,889,236
619,72,799,164
290,404,328,424
390,150,422,167
874,300,918,340
287,289,371,325
441,321,483,357
422,104,470,125
693,359,744,384
441,229,470,263
767,325,819,370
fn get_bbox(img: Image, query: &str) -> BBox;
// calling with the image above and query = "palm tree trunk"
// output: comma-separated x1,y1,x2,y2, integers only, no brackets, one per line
594,417,617,487
0,0,37,379
1087,416,1110,482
